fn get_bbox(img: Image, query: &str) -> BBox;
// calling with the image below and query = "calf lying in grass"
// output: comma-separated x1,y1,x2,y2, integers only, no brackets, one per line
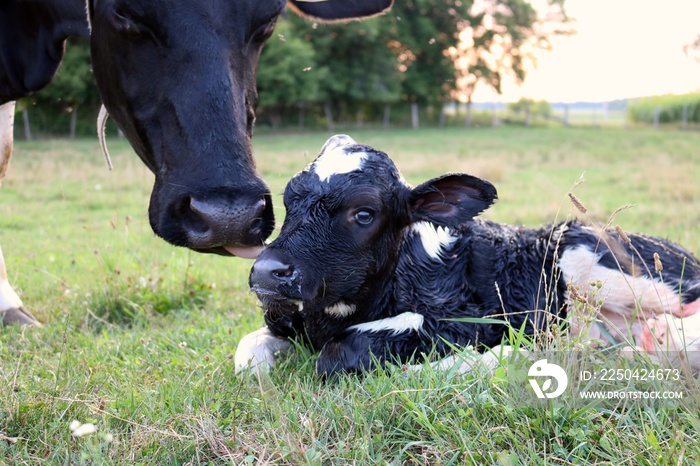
235,135,700,377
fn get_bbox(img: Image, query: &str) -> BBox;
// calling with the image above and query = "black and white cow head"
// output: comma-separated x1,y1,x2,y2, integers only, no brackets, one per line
85,0,394,257
250,135,497,348
1,0,393,257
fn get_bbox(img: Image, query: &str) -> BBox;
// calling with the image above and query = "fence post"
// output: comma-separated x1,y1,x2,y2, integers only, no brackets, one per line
524,104,531,127
563,105,570,127
464,102,472,128
601,102,608,125
411,102,419,130
69,107,78,140
682,104,689,131
324,103,334,133
653,106,660,129
22,109,31,141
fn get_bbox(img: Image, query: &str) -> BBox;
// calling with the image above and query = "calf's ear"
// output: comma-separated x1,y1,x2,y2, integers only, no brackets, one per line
409,174,497,228
288,0,393,21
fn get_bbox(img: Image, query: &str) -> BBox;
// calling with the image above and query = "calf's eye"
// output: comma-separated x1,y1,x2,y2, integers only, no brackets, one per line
354,210,374,225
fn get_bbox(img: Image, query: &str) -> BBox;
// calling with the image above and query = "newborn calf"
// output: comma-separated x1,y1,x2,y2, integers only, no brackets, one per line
236,135,700,376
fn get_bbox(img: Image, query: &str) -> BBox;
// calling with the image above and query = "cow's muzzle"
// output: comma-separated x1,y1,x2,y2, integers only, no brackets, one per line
150,186,275,257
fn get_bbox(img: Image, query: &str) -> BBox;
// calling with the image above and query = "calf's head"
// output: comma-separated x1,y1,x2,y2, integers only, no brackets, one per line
250,135,497,347
86,0,392,257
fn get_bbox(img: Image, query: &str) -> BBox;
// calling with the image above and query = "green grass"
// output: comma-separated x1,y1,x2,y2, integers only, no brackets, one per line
1,126,700,464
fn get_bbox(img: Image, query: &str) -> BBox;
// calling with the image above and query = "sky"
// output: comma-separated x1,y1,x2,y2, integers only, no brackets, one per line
471,0,700,103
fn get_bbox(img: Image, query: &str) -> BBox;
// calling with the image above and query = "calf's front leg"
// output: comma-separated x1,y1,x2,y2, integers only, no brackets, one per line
234,327,293,374
316,311,498,377
316,312,425,376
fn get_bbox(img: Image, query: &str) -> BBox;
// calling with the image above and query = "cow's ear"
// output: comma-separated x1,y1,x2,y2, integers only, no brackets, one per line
408,174,497,228
288,0,393,22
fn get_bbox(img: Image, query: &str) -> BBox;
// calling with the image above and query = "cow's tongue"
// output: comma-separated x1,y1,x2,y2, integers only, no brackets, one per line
224,245,265,259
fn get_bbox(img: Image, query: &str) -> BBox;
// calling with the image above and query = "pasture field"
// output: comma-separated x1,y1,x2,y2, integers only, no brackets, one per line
1,126,699,464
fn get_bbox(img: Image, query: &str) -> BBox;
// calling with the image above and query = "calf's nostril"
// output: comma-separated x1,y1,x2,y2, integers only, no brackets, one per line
272,265,295,279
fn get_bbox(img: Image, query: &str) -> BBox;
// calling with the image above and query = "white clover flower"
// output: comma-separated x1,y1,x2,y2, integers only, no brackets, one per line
69,420,96,437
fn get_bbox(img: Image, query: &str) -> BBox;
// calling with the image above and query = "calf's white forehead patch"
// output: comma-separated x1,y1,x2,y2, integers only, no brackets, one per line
312,134,367,182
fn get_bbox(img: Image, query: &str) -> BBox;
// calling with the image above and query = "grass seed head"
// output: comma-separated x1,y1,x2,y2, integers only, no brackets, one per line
653,252,663,273
568,193,587,213
614,225,631,245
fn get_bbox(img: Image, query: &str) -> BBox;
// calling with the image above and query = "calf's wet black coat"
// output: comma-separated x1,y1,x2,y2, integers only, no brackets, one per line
249,136,700,376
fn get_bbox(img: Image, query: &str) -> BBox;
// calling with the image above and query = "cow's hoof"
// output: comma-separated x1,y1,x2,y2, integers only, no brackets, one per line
2,306,42,327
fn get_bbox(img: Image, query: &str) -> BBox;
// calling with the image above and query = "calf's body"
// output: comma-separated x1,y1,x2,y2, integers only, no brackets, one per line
236,135,700,376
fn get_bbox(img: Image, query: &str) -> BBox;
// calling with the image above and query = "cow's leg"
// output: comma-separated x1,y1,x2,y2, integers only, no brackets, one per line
234,326,293,374
1,101,15,185
0,102,41,326
0,245,41,326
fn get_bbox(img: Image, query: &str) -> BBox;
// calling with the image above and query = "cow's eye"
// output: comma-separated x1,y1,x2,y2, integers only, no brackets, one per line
354,210,374,225
251,18,278,43
109,6,143,37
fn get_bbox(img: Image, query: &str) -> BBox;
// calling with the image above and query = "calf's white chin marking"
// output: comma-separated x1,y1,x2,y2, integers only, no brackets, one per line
234,326,293,373
411,222,458,260
312,134,367,182
350,312,424,335
324,301,356,318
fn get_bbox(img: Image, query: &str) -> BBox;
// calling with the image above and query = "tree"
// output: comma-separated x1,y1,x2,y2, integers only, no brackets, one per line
287,14,403,128
508,97,551,125
256,19,329,128
255,1,571,129
31,37,99,138
449,0,570,126
383,0,473,127
684,34,700,62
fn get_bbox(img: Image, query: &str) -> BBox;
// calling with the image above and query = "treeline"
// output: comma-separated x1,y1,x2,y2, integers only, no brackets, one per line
256,0,568,129
16,0,569,137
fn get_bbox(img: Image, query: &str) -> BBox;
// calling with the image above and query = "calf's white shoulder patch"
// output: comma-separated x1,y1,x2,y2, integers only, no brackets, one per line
312,134,366,182
350,312,424,335
411,222,458,260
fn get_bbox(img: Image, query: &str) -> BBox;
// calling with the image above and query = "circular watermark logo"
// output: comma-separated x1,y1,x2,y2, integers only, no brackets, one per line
528,359,568,399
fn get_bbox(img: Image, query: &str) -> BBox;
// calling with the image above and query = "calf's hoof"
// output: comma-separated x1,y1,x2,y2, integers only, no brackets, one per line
316,333,374,378
2,306,42,327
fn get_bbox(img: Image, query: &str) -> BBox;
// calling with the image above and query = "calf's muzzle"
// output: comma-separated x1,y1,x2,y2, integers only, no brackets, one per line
249,250,302,300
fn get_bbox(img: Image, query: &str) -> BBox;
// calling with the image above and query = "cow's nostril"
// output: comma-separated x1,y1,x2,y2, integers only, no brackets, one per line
249,217,263,236
179,195,210,235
